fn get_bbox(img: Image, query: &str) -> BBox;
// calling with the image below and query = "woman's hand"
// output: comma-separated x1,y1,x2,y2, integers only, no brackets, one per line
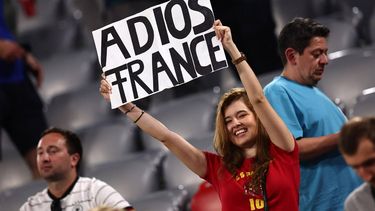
99,75,112,102
212,20,240,61
99,75,135,112
213,19,234,51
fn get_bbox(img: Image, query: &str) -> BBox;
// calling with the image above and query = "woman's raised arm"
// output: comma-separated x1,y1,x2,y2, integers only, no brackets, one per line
213,20,295,152
99,79,207,177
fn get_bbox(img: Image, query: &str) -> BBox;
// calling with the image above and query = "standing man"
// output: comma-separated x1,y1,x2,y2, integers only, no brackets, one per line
339,117,375,211
0,0,48,178
20,127,135,211
264,17,362,210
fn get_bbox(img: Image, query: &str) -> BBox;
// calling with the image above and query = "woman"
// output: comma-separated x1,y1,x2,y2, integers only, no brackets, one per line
100,20,299,211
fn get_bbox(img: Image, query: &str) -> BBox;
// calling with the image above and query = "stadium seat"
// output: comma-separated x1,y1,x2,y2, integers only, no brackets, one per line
0,180,46,210
39,49,98,103
345,0,375,45
162,132,215,197
272,0,315,34
46,82,114,131
1,129,18,154
316,16,358,52
79,118,140,172
17,0,83,58
318,47,375,109
350,89,375,117
258,69,282,88
103,0,162,24
272,0,359,52
132,188,189,211
371,14,375,44
85,150,166,202
141,90,219,151
0,135,33,193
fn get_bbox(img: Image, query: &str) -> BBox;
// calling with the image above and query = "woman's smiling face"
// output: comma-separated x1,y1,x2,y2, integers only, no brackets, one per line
224,99,257,149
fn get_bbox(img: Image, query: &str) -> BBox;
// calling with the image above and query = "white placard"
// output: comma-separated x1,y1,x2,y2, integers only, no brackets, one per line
92,0,228,108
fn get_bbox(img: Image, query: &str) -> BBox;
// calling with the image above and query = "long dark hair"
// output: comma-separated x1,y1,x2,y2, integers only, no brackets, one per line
214,88,272,191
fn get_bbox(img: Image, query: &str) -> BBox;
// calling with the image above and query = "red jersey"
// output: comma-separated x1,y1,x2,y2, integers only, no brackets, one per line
203,142,299,211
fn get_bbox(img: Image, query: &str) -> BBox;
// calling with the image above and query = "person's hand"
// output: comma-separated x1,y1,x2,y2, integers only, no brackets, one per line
213,19,234,51
0,39,25,61
25,53,43,88
99,74,112,102
99,75,134,113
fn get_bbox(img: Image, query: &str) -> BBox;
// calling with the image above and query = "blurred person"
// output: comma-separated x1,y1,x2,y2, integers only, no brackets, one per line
339,116,375,211
100,20,299,211
20,127,135,211
264,17,362,211
0,0,48,178
211,0,282,76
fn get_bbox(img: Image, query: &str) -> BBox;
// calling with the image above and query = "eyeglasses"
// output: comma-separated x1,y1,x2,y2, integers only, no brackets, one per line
51,199,62,211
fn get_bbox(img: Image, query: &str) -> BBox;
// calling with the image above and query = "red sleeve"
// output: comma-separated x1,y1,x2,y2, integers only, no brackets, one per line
269,139,299,164
202,151,222,187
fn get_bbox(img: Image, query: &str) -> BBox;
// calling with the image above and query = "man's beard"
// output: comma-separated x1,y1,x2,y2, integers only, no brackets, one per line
43,172,65,182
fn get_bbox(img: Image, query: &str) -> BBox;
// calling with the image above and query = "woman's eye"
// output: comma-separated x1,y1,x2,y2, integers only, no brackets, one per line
238,113,247,118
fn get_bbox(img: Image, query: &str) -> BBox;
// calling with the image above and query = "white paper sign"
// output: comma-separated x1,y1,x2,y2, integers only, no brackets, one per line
92,0,228,108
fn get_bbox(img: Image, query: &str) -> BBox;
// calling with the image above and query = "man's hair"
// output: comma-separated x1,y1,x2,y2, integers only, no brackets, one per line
41,127,83,171
339,117,375,155
278,17,330,65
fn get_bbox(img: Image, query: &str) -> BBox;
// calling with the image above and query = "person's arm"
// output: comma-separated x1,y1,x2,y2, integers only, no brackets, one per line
0,39,43,87
264,84,339,160
297,134,338,160
0,39,25,61
100,82,207,178
24,52,43,87
213,20,294,152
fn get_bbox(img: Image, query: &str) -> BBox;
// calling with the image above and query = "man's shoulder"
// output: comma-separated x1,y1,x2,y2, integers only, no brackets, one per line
264,76,291,92
20,189,49,210
264,76,292,97
345,183,372,210
347,183,370,200
75,177,109,190
264,76,282,88
26,188,48,200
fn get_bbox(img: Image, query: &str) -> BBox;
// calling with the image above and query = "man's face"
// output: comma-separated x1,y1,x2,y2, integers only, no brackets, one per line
295,36,329,86
36,133,78,181
343,138,375,187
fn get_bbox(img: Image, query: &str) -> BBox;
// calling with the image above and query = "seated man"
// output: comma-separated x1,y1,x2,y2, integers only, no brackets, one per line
20,127,135,211
339,117,375,211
